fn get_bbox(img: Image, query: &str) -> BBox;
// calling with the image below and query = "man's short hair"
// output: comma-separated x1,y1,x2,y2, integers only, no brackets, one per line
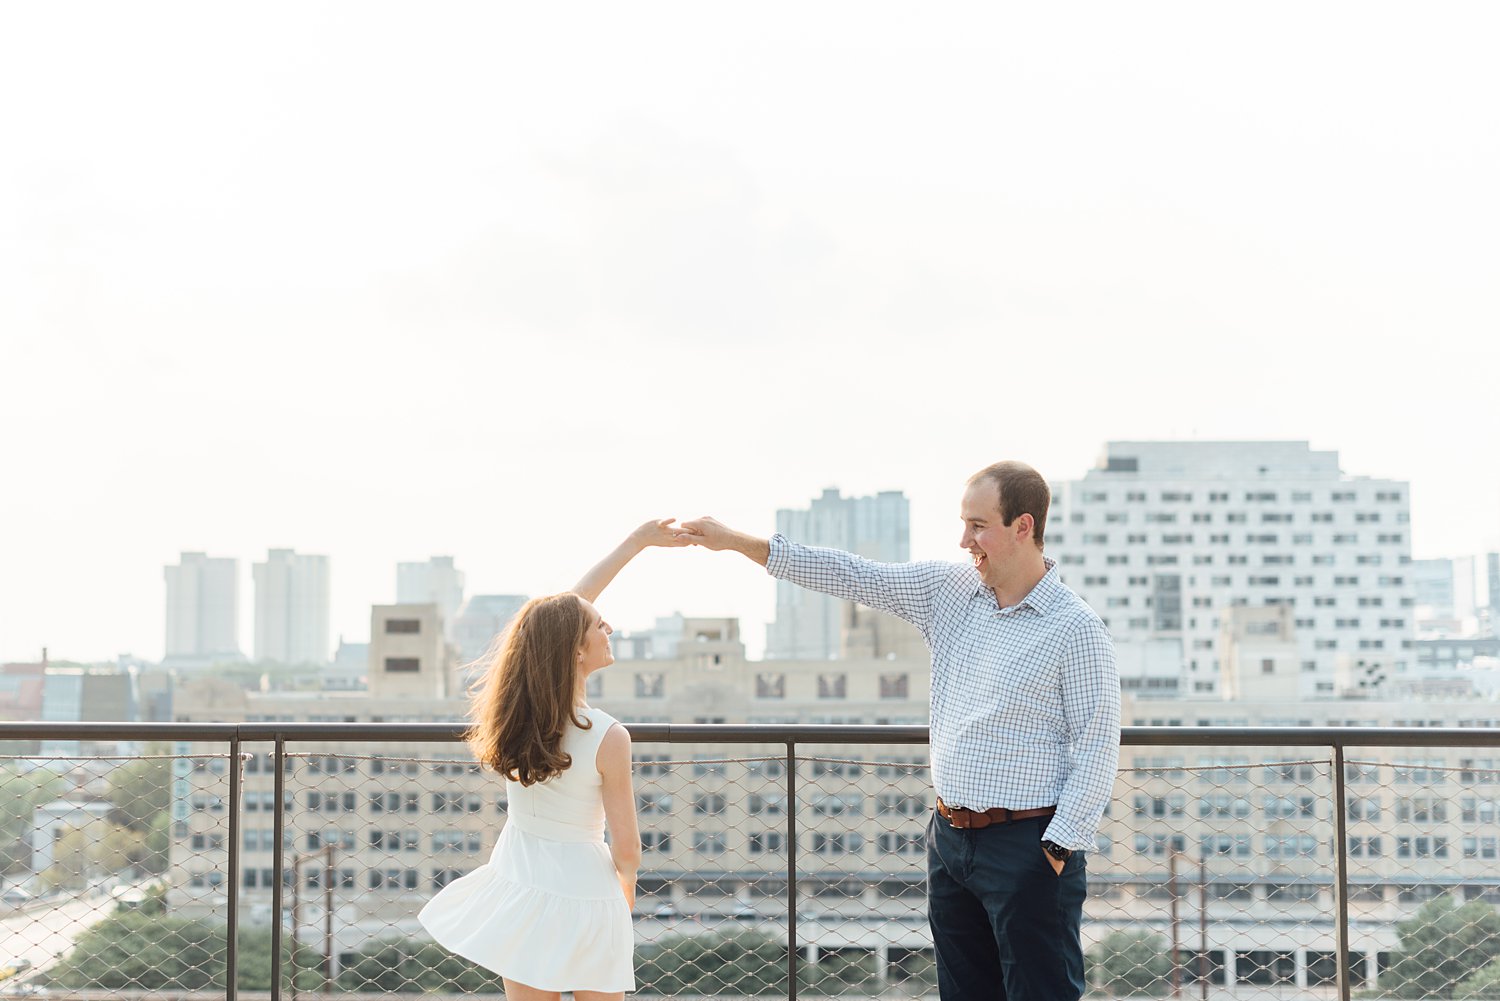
967,460,1050,550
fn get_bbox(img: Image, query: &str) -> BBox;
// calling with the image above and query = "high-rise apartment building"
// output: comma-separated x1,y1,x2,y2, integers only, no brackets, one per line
1051,441,1414,698
163,552,242,668
253,549,331,666
765,489,912,660
396,557,466,639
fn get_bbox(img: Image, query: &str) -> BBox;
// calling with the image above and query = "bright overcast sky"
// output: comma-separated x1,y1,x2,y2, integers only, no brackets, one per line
2,3,1497,664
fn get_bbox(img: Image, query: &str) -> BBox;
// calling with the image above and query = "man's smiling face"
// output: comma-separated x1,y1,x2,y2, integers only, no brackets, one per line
959,478,1030,590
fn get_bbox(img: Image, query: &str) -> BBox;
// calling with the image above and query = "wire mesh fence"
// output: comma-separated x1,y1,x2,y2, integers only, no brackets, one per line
4,728,1500,1000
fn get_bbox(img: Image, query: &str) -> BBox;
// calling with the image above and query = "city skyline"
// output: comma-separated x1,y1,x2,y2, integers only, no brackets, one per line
2,5,1498,664
3,442,1496,666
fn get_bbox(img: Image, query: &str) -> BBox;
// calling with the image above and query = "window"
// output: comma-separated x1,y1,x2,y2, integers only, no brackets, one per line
431,830,481,853
879,673,909,699
642,831,673,852
1349,836,1383,858
431,792,482,814
384,618,421,634
877,831,926,855
877,793,928,817
811,833,863,856
812,793,864,817
749,831,785,854
1199,834,1252,858
638,792,674,815
1198,794,1251,819
817,673,847,699
694,794,727,816
635,672,665,698
755,673,785,699
1395,836,1449,859
692,831,726,856
368,868,419,890
1264,835,1319,859
1133,834,1187,857
1264,796,1315,819
384,657,420,673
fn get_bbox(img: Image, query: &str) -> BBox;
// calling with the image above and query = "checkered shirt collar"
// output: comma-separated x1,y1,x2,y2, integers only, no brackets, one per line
973,556,1062,615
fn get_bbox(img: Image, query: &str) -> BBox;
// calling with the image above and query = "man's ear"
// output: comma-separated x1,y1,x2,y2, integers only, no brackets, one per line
1015,512,1034,542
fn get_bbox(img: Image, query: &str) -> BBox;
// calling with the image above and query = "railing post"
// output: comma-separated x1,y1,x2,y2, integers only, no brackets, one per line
1332,742,1352,1001
786,741,798,1001
270,737,286,1001
226,737,241,1001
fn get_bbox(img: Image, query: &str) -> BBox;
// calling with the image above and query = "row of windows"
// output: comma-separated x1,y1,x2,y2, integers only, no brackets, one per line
1128,759,1467,783
636,830,925,857
637,791,928,818
632,672,912,701
1076,490,1403,505
1063,527,1407,545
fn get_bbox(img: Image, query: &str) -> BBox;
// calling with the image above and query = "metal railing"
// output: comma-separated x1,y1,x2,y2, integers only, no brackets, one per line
4,721,1500,1000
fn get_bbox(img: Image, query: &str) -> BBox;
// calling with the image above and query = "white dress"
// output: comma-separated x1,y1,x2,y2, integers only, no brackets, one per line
419,706,635,992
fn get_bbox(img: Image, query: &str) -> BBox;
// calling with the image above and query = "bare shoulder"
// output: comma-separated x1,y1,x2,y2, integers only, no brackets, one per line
596,720,633,772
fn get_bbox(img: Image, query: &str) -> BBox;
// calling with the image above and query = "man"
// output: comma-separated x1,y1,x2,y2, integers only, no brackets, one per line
680,461,1120,1000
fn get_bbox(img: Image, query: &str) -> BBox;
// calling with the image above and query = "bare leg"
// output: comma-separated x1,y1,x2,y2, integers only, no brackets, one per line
502,979,561,1001
574,992,624,1001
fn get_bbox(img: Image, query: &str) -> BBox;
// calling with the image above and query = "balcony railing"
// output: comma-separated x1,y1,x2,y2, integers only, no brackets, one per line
3,722,1500,1000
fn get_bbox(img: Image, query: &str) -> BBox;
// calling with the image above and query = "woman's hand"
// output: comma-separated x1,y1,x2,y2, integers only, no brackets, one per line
629,517,693,550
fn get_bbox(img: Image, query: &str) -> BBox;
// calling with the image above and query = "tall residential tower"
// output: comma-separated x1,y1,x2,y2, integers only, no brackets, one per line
163,552,242,668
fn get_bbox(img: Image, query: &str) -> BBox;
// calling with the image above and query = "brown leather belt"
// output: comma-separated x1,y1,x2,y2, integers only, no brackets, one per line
936,797,1056,830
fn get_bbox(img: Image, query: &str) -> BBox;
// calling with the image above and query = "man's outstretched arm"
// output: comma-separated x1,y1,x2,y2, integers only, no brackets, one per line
677,517,770,566
681,516,951,630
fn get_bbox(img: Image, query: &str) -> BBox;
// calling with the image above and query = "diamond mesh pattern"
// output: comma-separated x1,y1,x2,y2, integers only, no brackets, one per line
1,747,236,992
7,736,1500,998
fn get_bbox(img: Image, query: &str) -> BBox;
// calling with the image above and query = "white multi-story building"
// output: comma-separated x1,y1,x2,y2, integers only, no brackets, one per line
252,549,331,666
396,557,466,640
1051,441,1415,698
766,488,912,660
163,552,242,668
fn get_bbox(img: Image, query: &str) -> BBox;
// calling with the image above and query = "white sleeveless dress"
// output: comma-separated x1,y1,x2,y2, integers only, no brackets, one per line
418,706,635,991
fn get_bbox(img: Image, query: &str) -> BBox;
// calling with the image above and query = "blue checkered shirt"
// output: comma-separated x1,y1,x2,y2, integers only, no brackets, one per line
766,534,1121,851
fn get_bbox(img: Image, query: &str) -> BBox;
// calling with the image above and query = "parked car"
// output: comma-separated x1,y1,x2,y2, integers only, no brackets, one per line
651,904,679,919
1,889,34,907
730,904,759,921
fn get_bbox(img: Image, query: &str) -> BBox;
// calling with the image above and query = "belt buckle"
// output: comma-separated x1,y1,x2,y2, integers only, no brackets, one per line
949,808,970,830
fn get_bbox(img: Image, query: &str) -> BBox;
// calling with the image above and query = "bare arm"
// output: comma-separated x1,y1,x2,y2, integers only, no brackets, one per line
572,518,691,603
597,723,641,909
677,516,770,566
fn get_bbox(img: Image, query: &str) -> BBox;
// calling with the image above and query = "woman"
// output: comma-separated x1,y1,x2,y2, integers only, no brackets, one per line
419,519,687,1000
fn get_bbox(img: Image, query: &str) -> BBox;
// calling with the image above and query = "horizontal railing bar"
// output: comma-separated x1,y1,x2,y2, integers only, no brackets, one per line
0,721,243,740
3,721,1499,747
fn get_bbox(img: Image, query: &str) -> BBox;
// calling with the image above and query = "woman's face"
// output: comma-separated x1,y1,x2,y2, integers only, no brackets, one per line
577,599,614,675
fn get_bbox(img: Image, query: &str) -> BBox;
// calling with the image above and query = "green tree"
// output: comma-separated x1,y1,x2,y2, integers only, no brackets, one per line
52,910,321,991
0,765,63,874
1087,930,1172,997
104,756,171,831
1455,959,1500,1000
635,929,877,996
337,939,503,993
1379,896,1500,999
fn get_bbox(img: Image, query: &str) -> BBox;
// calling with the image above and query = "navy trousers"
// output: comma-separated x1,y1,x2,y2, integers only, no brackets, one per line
927,811,1087,1001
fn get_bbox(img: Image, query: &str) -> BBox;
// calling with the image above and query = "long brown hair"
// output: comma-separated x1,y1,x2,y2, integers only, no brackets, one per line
464,592,594,786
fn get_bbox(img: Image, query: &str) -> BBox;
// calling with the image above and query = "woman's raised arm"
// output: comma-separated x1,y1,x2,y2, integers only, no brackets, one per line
571,518,690,603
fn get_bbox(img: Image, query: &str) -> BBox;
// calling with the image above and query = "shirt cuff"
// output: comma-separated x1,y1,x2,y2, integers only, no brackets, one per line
764,533,790,578
1041,816,1091,853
